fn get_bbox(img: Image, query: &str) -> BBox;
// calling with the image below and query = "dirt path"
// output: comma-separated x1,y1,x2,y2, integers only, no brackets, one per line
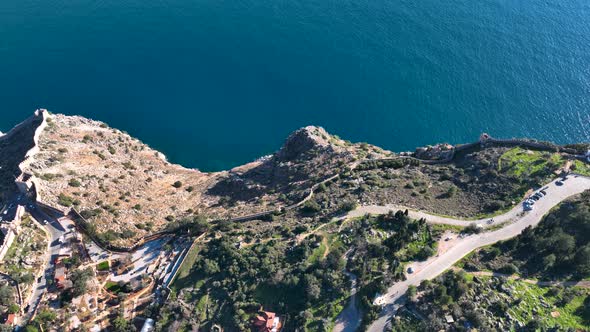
321,235,330,259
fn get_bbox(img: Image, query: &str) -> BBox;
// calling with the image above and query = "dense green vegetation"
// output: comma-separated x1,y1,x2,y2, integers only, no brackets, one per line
465,190,590,279
393,270,590,331
159,209,438,331
163,235,348,331
331,210,437,327
498,147,563,178
572,159,590,176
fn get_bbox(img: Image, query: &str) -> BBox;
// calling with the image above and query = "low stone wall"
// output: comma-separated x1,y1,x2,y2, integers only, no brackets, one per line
484,137,579,155
0,228,16,262
454,142,479,152
163,237,201,287
0,207,24,262
16,109,49,176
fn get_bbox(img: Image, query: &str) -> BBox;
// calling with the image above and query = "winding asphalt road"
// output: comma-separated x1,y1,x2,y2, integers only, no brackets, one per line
20,202,66,323
338,175,590,332
343,195,529,229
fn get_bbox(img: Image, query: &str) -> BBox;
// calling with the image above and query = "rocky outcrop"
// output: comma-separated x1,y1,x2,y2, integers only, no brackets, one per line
414,143,454,161
276,126,338,161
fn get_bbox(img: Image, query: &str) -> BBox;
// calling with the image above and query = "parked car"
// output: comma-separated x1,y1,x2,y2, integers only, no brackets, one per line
540,190,547,195
407,267,414,274
556,180,564,186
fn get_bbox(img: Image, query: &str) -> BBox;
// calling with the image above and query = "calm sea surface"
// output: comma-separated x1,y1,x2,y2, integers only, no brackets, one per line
1,0,589,171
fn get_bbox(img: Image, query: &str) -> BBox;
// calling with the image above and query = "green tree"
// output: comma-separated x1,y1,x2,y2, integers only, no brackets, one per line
542,254,556,271
0,285,13,306
553,233,576,256
7,303,20,314
305,275,321,302
575,245,590,275
70,268,93,297
112,313,132,332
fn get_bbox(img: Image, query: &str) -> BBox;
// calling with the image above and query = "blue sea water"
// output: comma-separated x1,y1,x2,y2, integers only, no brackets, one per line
1,0,589,171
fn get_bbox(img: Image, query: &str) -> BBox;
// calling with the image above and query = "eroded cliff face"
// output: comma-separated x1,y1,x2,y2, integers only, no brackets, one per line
0,111,44,200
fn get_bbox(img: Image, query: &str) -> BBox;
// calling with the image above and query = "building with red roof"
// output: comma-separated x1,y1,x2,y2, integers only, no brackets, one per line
4,313,16,326
252,311,281,332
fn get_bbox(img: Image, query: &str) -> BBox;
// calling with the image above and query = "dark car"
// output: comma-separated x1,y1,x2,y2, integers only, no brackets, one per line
540,190,547,195
556,180,564,186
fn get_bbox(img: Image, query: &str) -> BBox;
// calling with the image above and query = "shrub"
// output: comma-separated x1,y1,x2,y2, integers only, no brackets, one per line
172,181,183,188
446,185,457,198
68,179,81,187
339,200,358,212
80,208,101,219
120,229,136,239
416,246,436,261
58,193,75,207
463,223,482,234
498,263,518,275
302,200,321,214
484,200,505,212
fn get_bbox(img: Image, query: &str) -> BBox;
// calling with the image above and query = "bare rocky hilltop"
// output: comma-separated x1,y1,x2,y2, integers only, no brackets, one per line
2,110,589,249
3,110,388,246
